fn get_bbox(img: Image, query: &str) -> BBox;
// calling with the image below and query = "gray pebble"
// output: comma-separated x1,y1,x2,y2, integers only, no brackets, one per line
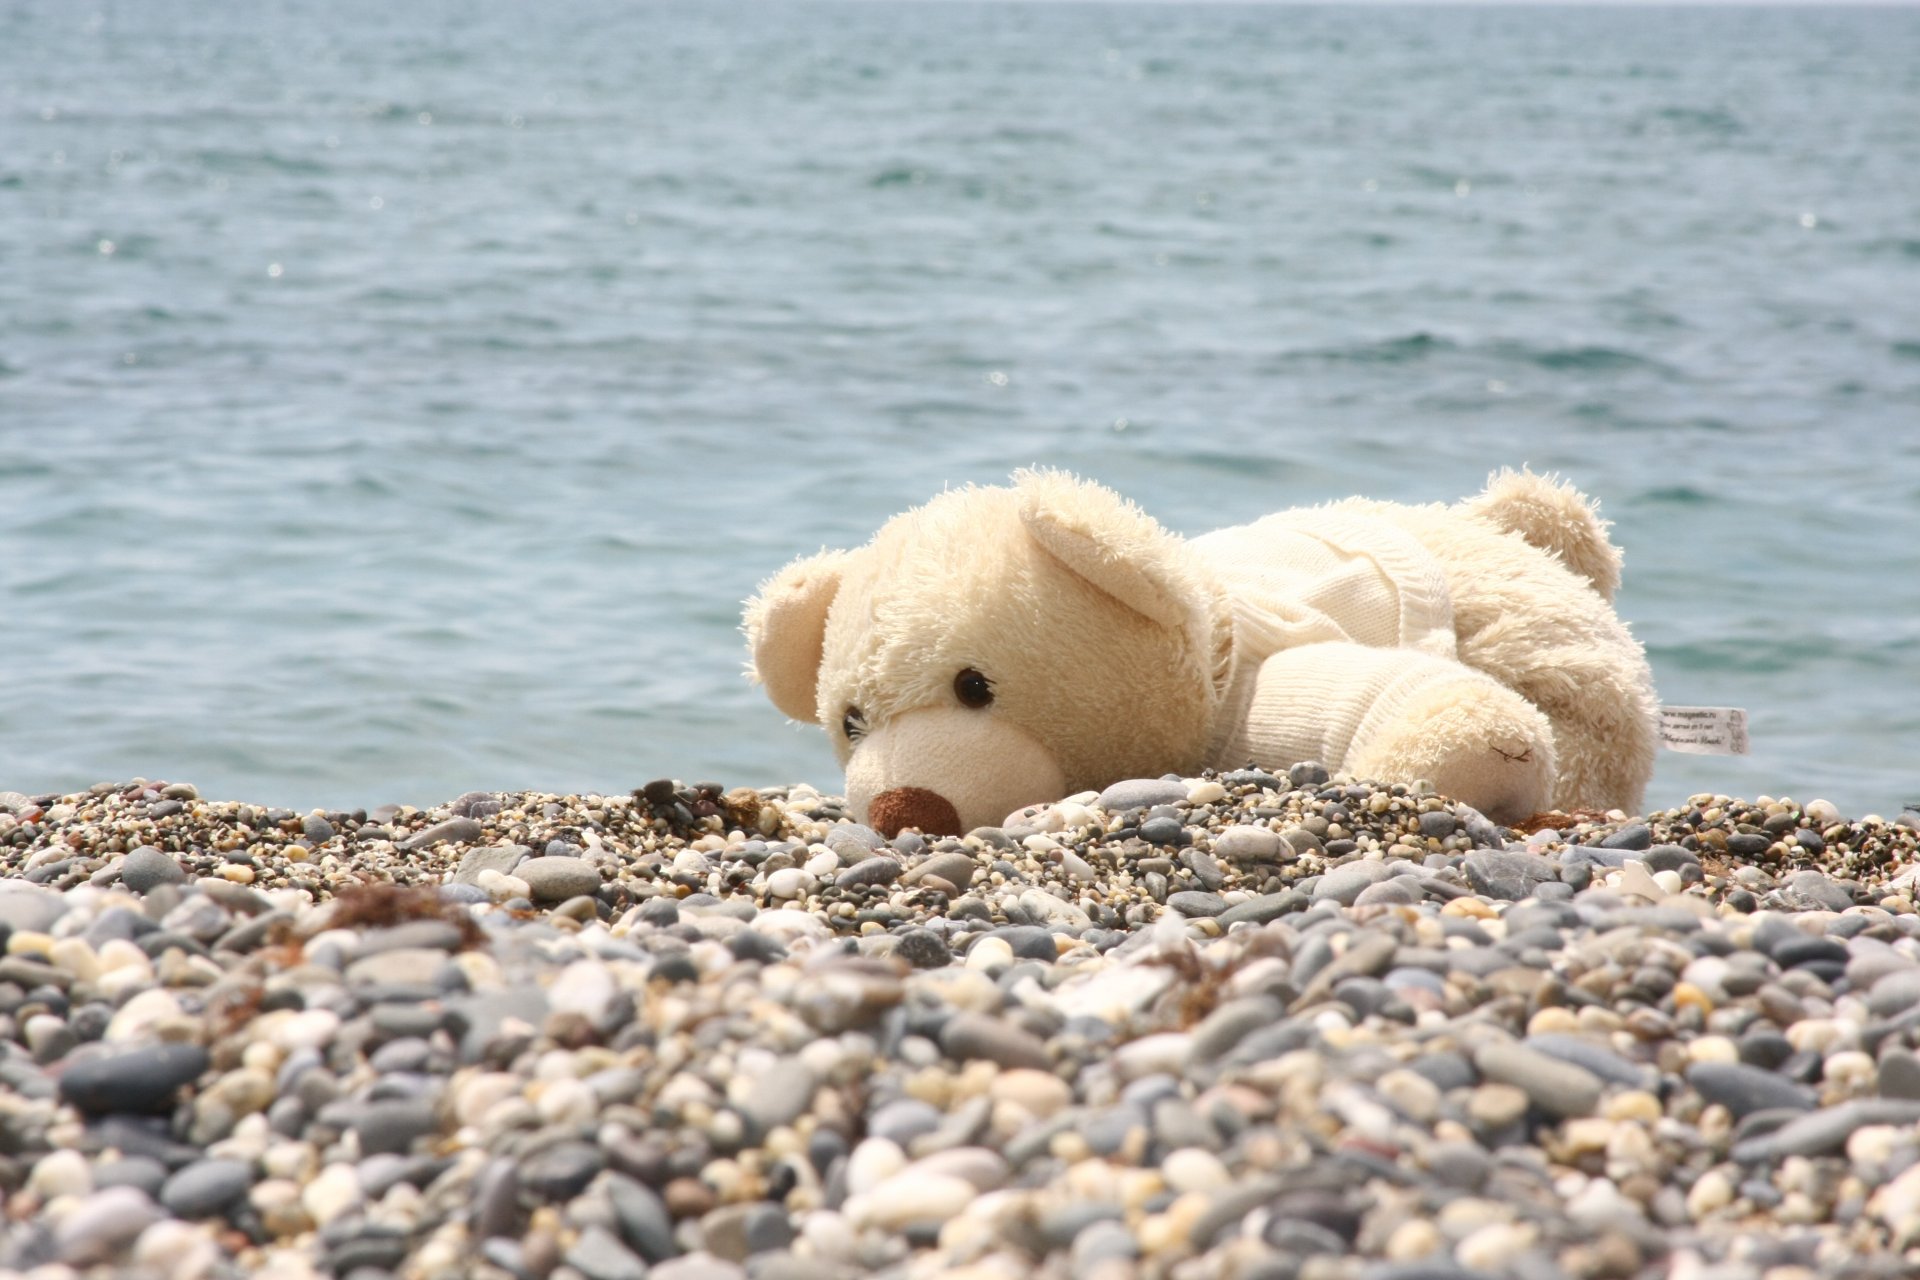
1167,890,1228,917
1095,778,1190,811
1462,849,1559,901
940,1012,1050,1071
1473,1040,1602,1117
1687,1061,1816,1118
399,815,484,851
568,1225,650,1280
59,1043,210,1116
519,855,602,902
159,1157,253,1217
120,845,187,893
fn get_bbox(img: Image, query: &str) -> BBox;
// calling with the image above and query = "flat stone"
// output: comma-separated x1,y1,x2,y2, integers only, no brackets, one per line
607,1173,679,1262
1730,1099,1920,1163
1315,861,1394,905
1212,825,1282,862
159,1157,253,1217
519,1139,605,1200
1688,1061,1816,1118
121,846,188,893
453,844,530,885
1599,824,1653,850
1216,891,1304,928
1525,1034,1656,1090
835,856,901,889
568,1225,649,1280
520,856,602,902
825,825,887,859
399,816,484,851
940,1012,1050,1071
905,853,978,890
352,1097,440,1155
1473,1040,1602,1117
1463,850,1559,901
1095,779,1190,811
1353,878,1422,907
55,1185,166,1266
1879,1048,1920,1100
1167,891,1228,918
1782,870,1853,913
742,1060,817,1133
0,883,67,934
60,1043,210,1116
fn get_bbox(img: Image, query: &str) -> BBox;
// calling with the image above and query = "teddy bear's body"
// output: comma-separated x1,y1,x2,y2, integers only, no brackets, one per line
745,471,1659,837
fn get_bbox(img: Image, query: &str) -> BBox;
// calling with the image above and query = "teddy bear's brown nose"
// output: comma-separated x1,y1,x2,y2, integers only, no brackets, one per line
868,786,963,838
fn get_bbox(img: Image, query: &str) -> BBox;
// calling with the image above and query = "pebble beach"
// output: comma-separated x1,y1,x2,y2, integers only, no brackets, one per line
4,770,1920,1280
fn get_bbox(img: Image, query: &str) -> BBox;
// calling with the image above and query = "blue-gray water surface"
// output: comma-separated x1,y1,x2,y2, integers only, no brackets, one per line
3,2,1918,816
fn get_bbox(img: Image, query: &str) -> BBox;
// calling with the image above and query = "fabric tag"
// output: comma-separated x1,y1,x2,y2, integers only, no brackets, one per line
1659,706,1750,755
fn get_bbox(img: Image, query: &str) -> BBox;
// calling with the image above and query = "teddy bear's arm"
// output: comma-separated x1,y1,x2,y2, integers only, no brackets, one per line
1222,641,1556,825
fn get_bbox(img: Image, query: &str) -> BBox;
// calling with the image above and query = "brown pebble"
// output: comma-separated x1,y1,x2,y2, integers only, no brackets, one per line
664,1176,716,1219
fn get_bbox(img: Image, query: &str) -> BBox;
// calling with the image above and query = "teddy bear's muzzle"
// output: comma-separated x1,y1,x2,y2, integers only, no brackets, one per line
867,786,963,839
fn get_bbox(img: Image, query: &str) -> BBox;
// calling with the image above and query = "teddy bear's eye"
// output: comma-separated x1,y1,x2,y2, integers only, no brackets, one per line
841,708,866,741
953,668,994,709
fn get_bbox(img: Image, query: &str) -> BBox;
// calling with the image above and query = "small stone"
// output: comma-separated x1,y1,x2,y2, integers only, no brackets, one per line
1474,1041,1602,1118
1687,1061,1816,1118
519,856,602,902
1315,860,1394,905
120,846,188,893
1167,890,1228,918
1095,779,1190,811
940,1012,1050,1071
1463,850,1558,901
1139,816,1188,846
60,1043,210,1116
892,927,950,969
454,844,530,885
743,1060,818,1133
1212,825,1282,862
55,1185,166,1266
568,1225,650,1280
519,1139,605,1200
159,1158,253,1218
399,816,484,851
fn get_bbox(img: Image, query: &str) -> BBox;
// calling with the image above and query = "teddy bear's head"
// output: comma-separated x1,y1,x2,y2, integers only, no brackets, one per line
744,471,1231,838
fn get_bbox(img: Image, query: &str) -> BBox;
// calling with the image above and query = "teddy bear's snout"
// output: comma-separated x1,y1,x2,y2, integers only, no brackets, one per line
868,786,963,839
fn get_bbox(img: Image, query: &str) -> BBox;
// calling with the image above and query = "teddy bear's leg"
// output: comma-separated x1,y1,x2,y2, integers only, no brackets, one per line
1345,663,1557,826
1382,487,1661,815
1226,642,1556,825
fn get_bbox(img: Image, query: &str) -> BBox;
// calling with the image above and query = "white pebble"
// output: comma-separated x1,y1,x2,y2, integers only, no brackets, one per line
846,1170,976,1230
302,1163,364,1226
766,868,816,900
965,937,1013,971
1161,1147,1230,1193
844,1137,907,1196
27,1148,92,1200
105,988,183,1041
1185,780,1226,805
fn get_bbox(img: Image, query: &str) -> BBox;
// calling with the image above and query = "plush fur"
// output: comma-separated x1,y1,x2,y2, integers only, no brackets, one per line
744,470,1659,835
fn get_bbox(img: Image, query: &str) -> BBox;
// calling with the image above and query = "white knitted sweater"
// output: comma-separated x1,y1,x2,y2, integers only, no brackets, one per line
1191,502,1481,771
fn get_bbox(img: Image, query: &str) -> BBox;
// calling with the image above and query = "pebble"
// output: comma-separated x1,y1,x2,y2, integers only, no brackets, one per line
518,855,602,901
59,1043,211,1115
120,845,188,892
0,774,1914,1278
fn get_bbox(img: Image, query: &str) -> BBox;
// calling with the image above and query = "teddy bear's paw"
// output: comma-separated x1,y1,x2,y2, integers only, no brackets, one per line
1350,677,1557,826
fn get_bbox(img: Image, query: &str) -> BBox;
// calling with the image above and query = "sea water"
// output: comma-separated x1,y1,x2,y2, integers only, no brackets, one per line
3,1,1918,815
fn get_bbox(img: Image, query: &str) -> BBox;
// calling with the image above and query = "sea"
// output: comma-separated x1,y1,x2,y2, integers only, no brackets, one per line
3,1,1918,818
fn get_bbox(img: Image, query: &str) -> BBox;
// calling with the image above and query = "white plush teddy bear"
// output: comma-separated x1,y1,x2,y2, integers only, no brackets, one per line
745,469,1658,836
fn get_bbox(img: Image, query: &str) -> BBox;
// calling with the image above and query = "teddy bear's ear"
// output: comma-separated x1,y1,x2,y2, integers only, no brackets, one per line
1013,469,1199,631
743,549,849,722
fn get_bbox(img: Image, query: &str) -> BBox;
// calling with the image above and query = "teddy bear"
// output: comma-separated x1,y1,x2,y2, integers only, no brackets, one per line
743,469,1659,837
